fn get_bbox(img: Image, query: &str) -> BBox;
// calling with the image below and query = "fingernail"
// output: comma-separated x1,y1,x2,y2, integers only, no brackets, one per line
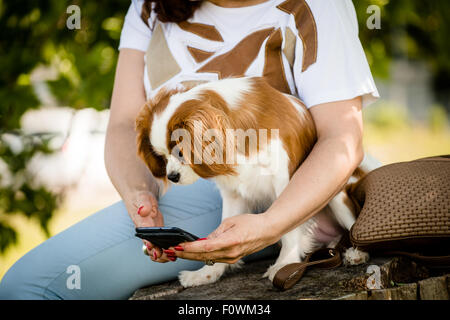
137,206,144,215
153,251,157,260
168,256,177,262
174,246,184,251
146,243,152,250
197,238,207,241
163,249,175,255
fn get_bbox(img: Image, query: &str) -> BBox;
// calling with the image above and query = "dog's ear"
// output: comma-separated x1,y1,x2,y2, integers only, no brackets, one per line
168,97,237,178
135,103,167,179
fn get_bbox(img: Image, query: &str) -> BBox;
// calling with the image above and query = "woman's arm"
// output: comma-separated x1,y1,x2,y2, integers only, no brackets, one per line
264,96,364,236
104,49,169,261
172,96,364,263
105,48,158,218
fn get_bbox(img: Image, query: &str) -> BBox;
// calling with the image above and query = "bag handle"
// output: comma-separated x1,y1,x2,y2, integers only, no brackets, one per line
273,248,450,291
272,247,342,290
273,234,353,290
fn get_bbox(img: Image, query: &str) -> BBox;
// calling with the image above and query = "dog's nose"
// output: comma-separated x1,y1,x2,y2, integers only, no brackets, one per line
167,172,180,183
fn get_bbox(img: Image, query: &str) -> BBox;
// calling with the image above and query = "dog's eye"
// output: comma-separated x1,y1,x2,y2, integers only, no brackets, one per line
178,150,183,158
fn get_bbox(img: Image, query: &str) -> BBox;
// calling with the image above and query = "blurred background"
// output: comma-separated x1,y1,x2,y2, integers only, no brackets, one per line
0,0,449,280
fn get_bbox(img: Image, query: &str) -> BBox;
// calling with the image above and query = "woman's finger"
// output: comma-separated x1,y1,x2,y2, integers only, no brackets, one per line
149,248,165,263
146,194,159,219
173,250,229,262
143,240,153,249
180,230,238,254
207,218,235,240
142,241,153,256
150,247,177,263
135,200,152,218
134,192,159,218
171,240,237,262
173,246,242,264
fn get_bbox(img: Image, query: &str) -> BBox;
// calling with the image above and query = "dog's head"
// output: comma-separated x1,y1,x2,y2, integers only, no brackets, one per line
136,85,236,186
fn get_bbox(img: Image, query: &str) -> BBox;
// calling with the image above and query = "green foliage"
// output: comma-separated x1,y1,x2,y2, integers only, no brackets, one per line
0,0,127,119
0,132,61,252
0,0,128,253
355,0,450,104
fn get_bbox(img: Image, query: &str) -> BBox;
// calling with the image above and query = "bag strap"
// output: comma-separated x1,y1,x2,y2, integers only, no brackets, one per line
272,247,342,290
382,251,450,268
272,234,352,291
273,231,450,290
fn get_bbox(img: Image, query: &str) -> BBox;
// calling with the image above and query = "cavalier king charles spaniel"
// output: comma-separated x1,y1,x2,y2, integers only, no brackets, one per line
135,77,380,287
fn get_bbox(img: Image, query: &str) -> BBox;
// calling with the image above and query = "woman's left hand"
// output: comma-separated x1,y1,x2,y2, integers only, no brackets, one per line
169,213,279,264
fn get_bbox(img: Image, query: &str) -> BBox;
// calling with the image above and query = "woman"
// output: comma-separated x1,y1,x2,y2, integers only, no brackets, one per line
0,0,378,299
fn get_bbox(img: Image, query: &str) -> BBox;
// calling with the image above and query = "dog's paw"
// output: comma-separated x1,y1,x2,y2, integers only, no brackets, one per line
343,247,370,266
178,264,227,288
262,263,288,282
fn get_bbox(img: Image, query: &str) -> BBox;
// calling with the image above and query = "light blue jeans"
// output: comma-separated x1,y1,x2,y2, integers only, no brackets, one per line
0,179,278,299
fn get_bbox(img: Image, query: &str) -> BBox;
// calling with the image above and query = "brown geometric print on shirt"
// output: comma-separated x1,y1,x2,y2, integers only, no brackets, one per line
178,21,224,42
196,27,291,94
187,46,215,63
263,28,290,94
196,27,275,79
277,0,318,72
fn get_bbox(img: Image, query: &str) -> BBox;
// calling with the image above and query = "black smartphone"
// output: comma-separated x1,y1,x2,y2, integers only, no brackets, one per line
135,227,199,249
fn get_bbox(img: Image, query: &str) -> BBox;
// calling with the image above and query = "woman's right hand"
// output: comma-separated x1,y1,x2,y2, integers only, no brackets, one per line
126,191,175,263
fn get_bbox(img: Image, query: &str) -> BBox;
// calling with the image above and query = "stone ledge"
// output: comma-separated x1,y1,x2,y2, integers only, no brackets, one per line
337,275,450,300
129,256,449,300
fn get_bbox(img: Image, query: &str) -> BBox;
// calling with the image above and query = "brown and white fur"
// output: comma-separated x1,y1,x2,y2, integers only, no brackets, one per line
135,77,381,288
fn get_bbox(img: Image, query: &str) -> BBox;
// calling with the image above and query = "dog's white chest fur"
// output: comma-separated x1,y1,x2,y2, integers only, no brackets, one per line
214,138,290,212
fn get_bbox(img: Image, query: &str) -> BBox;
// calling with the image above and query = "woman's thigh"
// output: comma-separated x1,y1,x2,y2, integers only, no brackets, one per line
0,179,225,300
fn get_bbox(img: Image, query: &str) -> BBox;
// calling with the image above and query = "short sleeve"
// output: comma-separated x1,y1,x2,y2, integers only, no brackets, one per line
118,0,152,52
293,0,379,108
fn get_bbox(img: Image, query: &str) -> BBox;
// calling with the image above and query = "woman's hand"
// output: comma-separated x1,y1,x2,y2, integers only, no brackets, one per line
126,191,175,263
128,191,163,227
169,213,279,264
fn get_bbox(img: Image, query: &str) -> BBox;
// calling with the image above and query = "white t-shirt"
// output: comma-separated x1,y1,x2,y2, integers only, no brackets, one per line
119,0,379,108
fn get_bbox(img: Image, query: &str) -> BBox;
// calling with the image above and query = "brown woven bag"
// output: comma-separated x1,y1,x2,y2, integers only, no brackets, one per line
349,155,450,265
273,155,450,290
